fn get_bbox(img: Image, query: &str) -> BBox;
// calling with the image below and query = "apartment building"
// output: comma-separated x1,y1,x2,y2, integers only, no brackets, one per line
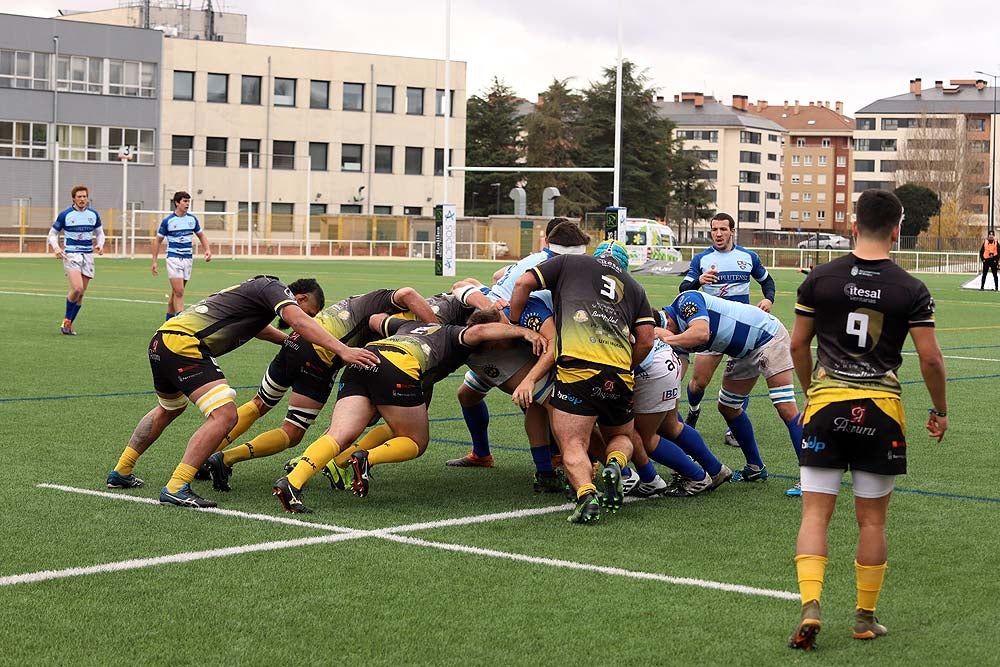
0,13,161,230
654,93,786,241
748,100,853,234
853,77,994,222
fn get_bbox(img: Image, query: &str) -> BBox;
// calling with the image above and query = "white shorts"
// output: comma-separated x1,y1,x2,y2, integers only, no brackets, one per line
166,256,194,281
63,253,95,279
800,466,896,499
633,344,682,414
463,369,554,405
723,323,794,381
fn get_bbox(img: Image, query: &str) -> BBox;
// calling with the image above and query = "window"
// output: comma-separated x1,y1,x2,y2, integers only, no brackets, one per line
836,174,846,186
274,77,296,106
308,142,328,171
856,118,875,131
880,160,897,172
821,138,831,148
56,55,103,94
790,192,800,201
818,155,827,166
0,120,47,159
676,130,719,142
375,145,393,173
836,155,847,168
0,50,50,90
836,192,846,203
403,206,422,216
406,87,424,115
803,192,812,202
202,200,228,230
740,130,761,144
698,169,718,180
341,143,363,171
271,203,294,232
768,134,779,142
737,210,758,223
310,80,329,109
768,153,778,161
108,127,154,164
766,191,780,200
804,156,812,167
835,210,845,222
273,140,295,170
207,73,228,103
404,146,423,174
434,148,454,176
376,85,395,112
791,174,801,184
791,155,801,166
343,82,364,111
241,75,261,104
738,170,760,184
817,174,827,185
738,190,760,203
790,210,800,220
237,201,260,231
739,151,760,164
239,138,261,168
969,118,987,132
767,173,781,181
108,59,155,97
804,174,813,184
310,203,327,219
688,149,718,162
374,205,393,215
436,89,455,117
172,135,193,165
817,192,827,203
855,159,875,172
802,211,811,221
854,138,897,152
854,180,894,193
341,204,363,214
971,140,990,153
766,211,776,220
173,70,194,101
206,136,227,167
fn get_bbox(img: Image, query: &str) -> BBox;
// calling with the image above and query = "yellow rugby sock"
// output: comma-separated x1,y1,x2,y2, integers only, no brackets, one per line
367,437,421,466
334,424,395,467
223,429,291,466
114,447,140,476
165,463,199,493
607,450,628,470
577,483,597,499
855,561,887,612
216,401,261,452
795,554,828,604
288,434,340,489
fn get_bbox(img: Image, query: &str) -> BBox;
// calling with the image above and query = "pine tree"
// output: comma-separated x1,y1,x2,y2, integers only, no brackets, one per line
464,78,523,216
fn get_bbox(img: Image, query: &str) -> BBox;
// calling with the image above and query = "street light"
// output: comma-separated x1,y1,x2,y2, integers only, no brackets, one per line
491,182,501,215
975,70,998,233
733,184,741,240
471,191,478,216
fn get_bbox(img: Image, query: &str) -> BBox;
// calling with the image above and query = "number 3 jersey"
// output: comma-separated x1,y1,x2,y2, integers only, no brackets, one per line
794,254,935,396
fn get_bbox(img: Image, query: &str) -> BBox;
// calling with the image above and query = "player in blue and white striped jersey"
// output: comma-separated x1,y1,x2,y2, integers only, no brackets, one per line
48,185,105,335
152,191,212,320
656,290,802,485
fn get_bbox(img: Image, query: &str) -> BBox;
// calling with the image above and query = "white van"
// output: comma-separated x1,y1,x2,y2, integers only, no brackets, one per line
620,218,681,267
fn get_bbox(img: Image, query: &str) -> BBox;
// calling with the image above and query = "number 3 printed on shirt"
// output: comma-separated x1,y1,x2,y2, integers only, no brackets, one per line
600,275,617,300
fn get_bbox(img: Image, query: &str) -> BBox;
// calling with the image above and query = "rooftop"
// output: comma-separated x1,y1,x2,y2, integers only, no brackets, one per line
748,100,853,133
652,94,787,132
857,78,996,114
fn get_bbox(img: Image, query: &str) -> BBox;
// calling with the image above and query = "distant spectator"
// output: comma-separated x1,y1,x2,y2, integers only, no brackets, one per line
979,230,998,291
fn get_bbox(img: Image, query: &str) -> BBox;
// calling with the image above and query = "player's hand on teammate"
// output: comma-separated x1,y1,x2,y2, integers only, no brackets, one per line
522,329,548,356
926,411,947,442
757,298,773,312
512,379,534,409
341,346,381,369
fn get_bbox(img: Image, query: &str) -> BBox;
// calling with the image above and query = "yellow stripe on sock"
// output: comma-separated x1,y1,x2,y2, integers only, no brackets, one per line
165,463,199,493
288,434,340,489
795,554,828,604
577,483,597,499
607,450,628,471
114,447,140,476
855,561,887,612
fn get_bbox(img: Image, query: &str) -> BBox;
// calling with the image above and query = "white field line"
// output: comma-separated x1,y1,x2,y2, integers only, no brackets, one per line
901,351,1000,363
0,290,164,305
13,483,798,601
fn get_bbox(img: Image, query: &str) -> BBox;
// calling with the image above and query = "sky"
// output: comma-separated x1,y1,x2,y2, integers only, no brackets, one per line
7,0,1000,115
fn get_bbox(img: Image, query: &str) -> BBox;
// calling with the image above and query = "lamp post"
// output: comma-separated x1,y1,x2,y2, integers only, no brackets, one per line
975,70,998,233
491,182,501,215
733,184,741,240
471,191,478,216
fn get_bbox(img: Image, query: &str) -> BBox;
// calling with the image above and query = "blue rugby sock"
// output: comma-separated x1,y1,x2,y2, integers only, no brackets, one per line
726,411,763,468
70,302,82,321
461,402,491,458
786,413,804,462
65,299,75,320
636,460,657,483
674,424,722,476
650,437,704,480
687,386,705,412
165,312,175,321
530,444,553,472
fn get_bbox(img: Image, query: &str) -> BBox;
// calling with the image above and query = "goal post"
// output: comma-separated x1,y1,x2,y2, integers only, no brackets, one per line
128,209,237,259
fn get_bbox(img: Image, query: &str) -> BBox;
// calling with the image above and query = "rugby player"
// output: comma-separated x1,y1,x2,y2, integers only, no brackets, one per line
152,191,212,320
48,185,104,336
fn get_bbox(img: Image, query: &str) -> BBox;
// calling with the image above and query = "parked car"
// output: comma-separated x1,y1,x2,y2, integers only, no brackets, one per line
797,233,851,249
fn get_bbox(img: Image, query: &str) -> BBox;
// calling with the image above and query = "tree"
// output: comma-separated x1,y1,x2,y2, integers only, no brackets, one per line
665,147,715,243
575,61,676,218
464,78,523,216
894,183,941,236
521,78,600,217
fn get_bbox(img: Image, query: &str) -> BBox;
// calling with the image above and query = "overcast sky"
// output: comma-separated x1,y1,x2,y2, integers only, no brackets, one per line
8,0,1000,115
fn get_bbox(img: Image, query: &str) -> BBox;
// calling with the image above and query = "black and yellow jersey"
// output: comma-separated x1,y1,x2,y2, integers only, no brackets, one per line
157,275,296,358
313,289,403,365
795,254,935,397
391,292,473,326
531,254,655,372
370,317,474,386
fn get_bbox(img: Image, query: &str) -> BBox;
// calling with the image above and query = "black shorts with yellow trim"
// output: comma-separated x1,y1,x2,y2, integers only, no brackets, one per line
337,348,424,407
148,331,226,397
549,361,635,427
267,332,338,404
800,395,907,475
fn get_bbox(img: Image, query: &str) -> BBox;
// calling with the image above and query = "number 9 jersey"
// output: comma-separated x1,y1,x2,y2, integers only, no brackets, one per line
794,254,935,395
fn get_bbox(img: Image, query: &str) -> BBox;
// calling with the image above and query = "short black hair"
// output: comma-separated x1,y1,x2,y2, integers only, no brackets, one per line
546,220,591,247
465,308,503,326
711,212,735,230
278,278,324,330
173,191,191,205
545,217,571,236
856,190,903,240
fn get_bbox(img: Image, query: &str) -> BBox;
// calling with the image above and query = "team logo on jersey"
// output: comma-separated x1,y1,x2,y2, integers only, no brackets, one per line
420,343,432,356
680,302,699,319
432,305,441,313
928,297,935,314
737,260,750,270
844,283,882,303
525,314,543,331
483,364,500,379
573,310,589,323
195,305,209,314
338,310,351,320
801,435,826,452
850,405,866,424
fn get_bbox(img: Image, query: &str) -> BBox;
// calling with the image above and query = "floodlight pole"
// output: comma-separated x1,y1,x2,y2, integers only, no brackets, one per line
976,70,999,233
612,0,623,208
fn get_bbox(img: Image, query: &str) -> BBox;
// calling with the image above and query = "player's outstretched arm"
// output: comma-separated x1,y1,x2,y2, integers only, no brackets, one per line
508,272,540,324
464,322,547,356
283,304,380,368
393,287,437,323
910,326,948,441
255,325,287,344
631,323,654,369
655,319,709,350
